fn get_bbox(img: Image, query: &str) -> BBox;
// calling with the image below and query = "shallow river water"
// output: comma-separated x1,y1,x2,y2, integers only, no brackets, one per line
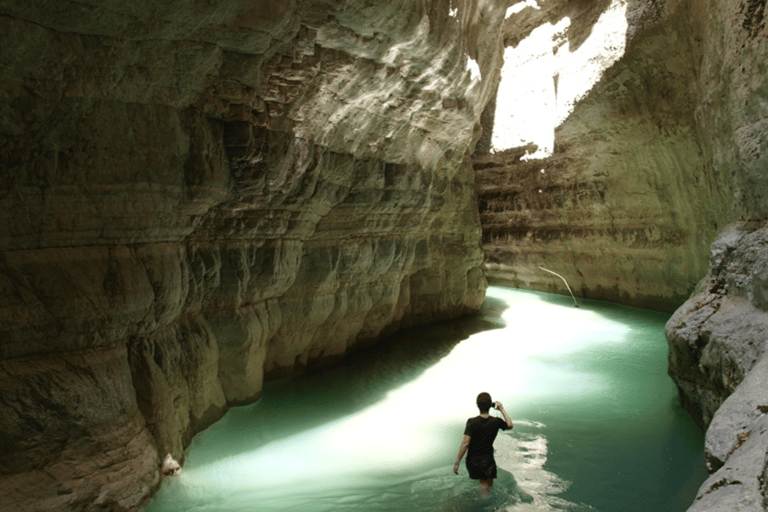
144,287,708,512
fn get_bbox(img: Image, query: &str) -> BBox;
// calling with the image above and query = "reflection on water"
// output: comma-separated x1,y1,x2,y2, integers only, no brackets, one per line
144,287,707,512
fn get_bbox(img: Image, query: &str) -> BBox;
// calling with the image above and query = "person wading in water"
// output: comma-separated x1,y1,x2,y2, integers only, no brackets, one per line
453,392,514,496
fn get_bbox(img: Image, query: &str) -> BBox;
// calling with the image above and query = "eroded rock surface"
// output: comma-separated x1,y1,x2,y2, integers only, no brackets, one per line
475,0,718,312
667,223,768,511
2,0,767,510
0,1,506,509
475,0,768,315
475,1,768,510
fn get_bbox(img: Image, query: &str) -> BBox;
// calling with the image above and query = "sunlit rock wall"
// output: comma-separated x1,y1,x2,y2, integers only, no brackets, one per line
477,2,768,509
475,0,721,312
0,1,506,509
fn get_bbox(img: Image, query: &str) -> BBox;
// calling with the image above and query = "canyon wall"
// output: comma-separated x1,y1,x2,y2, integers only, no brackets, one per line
668,223,768,511
475,0,720,312
0,1,506,510
2,0,766,510
477,0,768,510
666,1,768,509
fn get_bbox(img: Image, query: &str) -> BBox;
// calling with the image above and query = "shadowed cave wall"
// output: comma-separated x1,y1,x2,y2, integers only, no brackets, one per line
0,1,506,509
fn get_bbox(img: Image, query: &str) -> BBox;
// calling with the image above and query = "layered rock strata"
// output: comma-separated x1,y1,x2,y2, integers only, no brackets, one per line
0,1,506,510
475,0,719,313
476,1,768,510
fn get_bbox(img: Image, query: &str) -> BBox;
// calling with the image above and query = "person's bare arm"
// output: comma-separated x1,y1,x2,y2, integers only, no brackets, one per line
453,435,471,474
495,401,513,429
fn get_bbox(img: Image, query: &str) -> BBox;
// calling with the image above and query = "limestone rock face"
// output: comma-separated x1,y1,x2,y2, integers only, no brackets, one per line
475,0,719,312
476,2,768,510
0,1,505,509
667,223,768,510
662,1,768,510
475,0,768,313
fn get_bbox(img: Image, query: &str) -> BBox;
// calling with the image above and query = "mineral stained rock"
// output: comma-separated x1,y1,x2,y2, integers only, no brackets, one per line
0,1,506,509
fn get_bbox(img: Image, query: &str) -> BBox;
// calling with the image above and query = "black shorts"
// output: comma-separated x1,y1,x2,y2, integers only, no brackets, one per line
465,454,497,480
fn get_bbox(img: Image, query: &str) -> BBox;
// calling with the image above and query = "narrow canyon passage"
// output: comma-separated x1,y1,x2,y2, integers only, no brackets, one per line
2,1,766,510
144,287,706,512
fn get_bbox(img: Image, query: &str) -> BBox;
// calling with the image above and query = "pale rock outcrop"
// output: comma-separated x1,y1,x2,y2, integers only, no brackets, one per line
160,454,181,476
0,1,506,509
667,223,768,511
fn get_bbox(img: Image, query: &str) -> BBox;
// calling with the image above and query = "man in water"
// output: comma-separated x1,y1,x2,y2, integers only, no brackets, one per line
453,392,514,496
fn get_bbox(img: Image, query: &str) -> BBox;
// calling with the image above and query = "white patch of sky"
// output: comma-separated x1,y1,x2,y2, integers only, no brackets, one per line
449,7,458,18
506,0,540,19
467,57,481,81
493,0,630,159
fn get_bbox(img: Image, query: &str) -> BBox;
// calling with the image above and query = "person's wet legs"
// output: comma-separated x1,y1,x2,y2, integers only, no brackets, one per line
480,478,493,498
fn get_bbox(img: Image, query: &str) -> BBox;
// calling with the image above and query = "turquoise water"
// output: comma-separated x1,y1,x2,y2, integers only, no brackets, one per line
144,287,707,512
